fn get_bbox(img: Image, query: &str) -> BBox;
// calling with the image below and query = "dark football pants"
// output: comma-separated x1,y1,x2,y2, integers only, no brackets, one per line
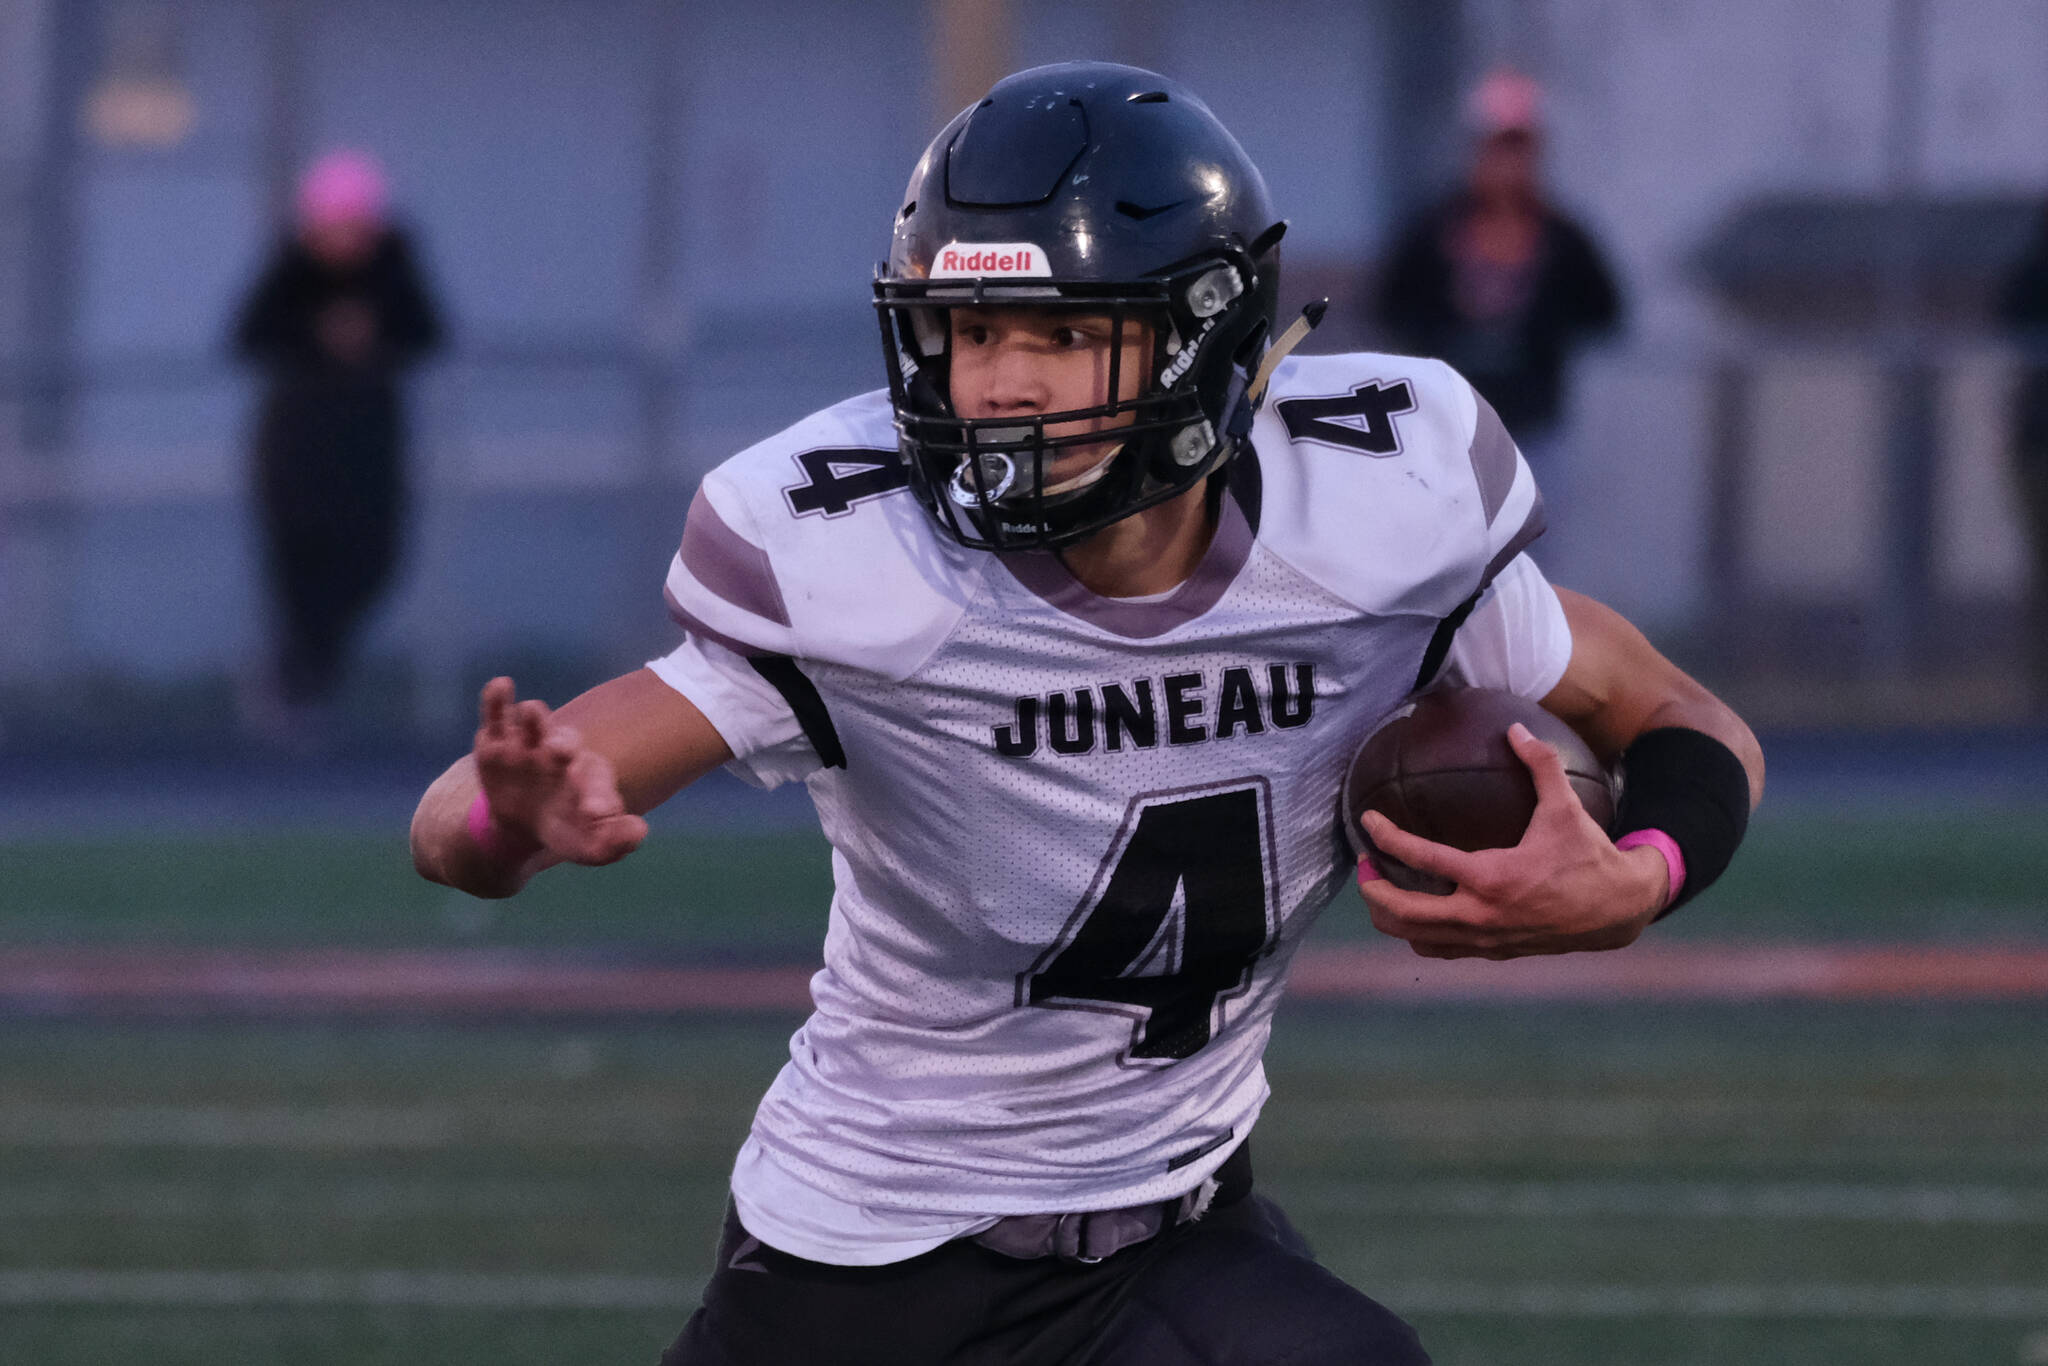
658,1182,1430,1366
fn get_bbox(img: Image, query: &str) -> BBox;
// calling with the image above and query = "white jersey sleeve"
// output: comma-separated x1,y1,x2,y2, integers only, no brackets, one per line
650,390,978,787
1438,552,1574,699
645,633,822,790
660,390,975,678
1249,353,1548,622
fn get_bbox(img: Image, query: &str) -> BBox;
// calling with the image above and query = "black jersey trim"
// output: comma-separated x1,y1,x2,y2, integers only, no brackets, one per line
1480,487,1547,587
1413,589,1483,693
747,655,847,770
1166,1127,1238,1172
1227,440,1263,536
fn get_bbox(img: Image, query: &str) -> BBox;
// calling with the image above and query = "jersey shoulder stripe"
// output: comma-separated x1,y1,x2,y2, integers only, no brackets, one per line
1469,389,1519,526
1469,387,1548,582
680,486,790,627
1250,351,1546,618
663,389,975,678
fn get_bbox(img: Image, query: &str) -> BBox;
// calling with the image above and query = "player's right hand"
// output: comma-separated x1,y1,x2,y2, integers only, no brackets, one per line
473,676,648,866
1357,724,1662,959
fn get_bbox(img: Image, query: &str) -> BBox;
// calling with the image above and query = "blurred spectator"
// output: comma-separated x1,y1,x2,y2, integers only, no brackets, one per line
232,149,444,741
1375,67,1623,452
1998,204,2048,711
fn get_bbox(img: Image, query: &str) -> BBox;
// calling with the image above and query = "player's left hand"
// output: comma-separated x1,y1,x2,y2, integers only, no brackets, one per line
1356,723,1669,959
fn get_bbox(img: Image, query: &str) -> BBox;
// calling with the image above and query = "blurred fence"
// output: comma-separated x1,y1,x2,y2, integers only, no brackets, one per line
5,0,2047,747
0,325,2036,748
0,309,881,744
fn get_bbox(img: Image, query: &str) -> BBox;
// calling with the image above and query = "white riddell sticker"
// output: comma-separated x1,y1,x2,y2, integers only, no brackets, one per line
929,243,1051,278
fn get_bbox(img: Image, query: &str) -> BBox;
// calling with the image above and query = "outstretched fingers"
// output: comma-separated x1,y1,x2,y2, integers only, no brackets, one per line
467,678,647,870
559,751,646,863
565,749,624,818
514,698,551,751
588,813,649,865
542,721,582,775
478,677,516,741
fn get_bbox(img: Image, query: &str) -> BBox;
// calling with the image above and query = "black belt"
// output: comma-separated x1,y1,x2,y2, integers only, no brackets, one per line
970,1142,1254,1264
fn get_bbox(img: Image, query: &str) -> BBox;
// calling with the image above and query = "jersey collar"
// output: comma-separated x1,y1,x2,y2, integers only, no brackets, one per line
993,450,1262,639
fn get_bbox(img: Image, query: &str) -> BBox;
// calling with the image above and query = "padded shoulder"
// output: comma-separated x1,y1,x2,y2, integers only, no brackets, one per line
1247,352,1545,618
663,390,978,678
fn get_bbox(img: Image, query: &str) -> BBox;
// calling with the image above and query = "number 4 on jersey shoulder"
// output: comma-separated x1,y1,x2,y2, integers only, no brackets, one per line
1274,379,1415,456
782,447,911,518
1020,779,1279,1065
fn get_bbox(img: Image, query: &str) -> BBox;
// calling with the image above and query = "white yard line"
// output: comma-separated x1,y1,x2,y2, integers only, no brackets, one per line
1376,1281,2048,1320
6,1095,2041,1149
3,1177,2044,1227
2,1270,2044,1319
0,1102,689,1149
8,942,2048,1014
0,1269,699,1309
1282,1179,2048,1225
0,1179,655,1218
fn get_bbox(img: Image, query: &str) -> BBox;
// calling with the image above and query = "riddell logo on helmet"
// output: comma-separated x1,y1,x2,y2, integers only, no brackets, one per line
930,243,1051,278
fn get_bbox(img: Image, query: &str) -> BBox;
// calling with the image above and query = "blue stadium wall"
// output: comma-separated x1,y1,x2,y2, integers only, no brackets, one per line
42,0,1407,693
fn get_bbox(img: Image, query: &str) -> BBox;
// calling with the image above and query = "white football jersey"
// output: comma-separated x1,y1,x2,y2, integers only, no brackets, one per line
648,352,1569,1262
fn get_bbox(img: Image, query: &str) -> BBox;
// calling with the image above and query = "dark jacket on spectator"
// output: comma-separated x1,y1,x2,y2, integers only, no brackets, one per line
1376,198,1622,440
1999,212,2048,461
232,227,443,703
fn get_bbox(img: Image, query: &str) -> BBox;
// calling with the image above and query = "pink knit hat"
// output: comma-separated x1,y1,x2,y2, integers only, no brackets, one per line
1467,67,1543,136
296,149,389,229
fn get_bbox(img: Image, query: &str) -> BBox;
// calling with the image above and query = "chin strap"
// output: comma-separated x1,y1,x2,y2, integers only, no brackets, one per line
1246,299,1327,409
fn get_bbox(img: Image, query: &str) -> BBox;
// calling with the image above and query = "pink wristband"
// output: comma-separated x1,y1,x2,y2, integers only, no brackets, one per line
1615,828,1686,909
1356,853,1386,888
466,791,538,862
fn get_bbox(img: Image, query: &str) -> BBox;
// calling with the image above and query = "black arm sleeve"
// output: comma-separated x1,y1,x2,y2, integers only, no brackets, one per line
1613,727,1752,917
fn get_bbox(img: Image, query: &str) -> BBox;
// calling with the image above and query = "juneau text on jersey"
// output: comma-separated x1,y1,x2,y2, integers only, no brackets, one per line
993,664,1315,758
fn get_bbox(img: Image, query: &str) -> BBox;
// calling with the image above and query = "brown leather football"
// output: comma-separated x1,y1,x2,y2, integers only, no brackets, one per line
1341,687,1617,895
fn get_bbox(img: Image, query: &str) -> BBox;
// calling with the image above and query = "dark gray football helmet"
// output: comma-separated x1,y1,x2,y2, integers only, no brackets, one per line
875,61,1286,551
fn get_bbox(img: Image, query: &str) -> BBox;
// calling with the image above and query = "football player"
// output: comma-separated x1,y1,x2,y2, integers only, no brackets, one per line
411,61,1763,1366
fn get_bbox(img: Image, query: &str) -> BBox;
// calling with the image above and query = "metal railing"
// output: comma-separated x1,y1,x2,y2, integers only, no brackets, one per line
0,331,2037,738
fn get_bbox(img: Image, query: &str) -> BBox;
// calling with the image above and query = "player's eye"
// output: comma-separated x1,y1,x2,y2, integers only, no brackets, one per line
954,322,991,347
1050,324,1095,349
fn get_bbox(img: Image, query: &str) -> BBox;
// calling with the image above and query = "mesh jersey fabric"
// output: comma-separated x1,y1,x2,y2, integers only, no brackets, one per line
644,352,1569,1262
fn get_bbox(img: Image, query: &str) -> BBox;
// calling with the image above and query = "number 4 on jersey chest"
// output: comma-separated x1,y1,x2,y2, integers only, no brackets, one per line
1019,779,1279,1065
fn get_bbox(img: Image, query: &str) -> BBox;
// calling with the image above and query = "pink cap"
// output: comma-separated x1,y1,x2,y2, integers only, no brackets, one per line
1467,67,1543,136
296,149,389,230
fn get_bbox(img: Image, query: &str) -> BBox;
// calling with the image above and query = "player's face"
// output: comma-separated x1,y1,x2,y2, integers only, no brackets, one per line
947,307,1155,481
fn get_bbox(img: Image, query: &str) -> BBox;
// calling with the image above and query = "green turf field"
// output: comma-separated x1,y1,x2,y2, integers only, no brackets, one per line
2,805,2045,948
2,1007,2044,1365
1,809,2044,1364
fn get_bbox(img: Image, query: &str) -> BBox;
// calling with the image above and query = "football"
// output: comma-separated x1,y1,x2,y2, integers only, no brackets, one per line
1342,687,1617,894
